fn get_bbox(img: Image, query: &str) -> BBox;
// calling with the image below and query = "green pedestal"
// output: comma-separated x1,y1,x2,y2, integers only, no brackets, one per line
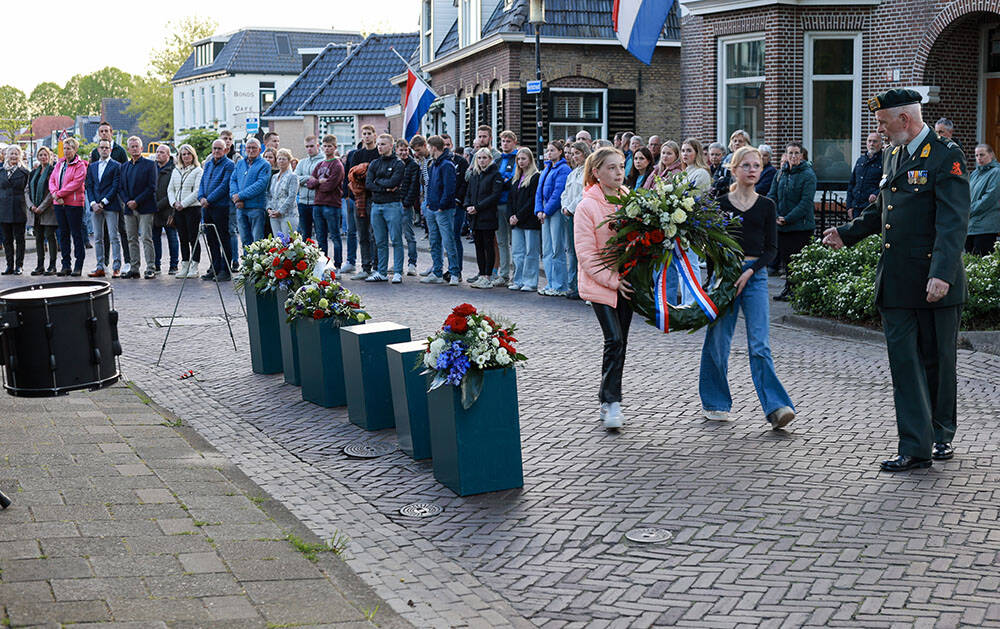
245,288,282,374
427,368,524,496
296,317,361,407
387,340,431,460
340,322,411,431
275,289,300,386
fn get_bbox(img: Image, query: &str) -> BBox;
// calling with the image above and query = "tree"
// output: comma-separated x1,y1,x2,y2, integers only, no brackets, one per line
128,16,218,141
28,82,63,118
178,128,219,161
79,67,135,111
0,85,29,143
58,74,87,118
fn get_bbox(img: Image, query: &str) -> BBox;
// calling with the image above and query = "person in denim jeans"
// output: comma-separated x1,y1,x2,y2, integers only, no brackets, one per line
420,135,460,285
508,148,541,291
396,139,420,275
365,133,405,282
294,135,323,239
699,146,795,430
230,138,270,250
306,135,345,267
535,140,572,295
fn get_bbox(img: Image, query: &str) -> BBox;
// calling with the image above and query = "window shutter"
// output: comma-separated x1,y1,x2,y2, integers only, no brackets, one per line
520,88,549,149
607,89,636,136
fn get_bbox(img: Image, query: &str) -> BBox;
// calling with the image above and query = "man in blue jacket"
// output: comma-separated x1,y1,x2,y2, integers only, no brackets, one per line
230,138,271,255
199,140,236,281
85,139,122,277
846,132,884,219
118,136,158,279
419,135,460,285
494,130,519,285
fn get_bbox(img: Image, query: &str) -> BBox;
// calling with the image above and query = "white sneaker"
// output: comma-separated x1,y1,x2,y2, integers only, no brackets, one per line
365,272,388,282
476,277,493,289
419,267,433,277
466,274,480,283
122,263,131,275
767,406,795,429
508,283,522,291
340,263,356,273
407,264,417,276
449,275,461,286
391,273,402,284
185,262,199,278
520,285,535,292
604,402,623,430
176,261,189,278
703,409,731,421
421,274,444,284
600,402,609,423
490,275,507,287
351,271,369,281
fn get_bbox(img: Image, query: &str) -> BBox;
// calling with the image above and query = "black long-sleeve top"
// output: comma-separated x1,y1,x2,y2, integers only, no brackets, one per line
719,193,777,273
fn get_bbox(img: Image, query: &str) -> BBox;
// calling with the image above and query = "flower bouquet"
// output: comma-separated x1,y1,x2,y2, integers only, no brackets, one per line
601,173,744,332
422,303,526,409
234,230,322,294
233,235,282,293
283,270,371,325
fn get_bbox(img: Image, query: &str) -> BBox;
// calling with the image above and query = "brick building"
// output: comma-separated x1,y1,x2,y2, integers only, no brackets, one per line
680,0,1000,182
410,0,681,150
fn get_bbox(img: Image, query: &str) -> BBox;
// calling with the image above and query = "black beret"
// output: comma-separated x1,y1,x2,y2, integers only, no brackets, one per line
866,88,922,112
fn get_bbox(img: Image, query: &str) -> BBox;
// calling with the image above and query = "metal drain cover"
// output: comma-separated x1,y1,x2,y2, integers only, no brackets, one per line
399,502,442,518
152,316,226,327
625,528,673,544
343,441,396,458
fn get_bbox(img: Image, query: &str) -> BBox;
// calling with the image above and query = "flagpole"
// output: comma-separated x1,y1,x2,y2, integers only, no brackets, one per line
389,47,425,81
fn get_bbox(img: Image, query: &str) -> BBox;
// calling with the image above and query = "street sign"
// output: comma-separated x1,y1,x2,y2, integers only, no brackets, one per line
245,116,259,134
526,80,542,95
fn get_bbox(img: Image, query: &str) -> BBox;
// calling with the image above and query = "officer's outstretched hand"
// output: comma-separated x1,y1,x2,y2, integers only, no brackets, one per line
926,277,950,303
821,227,844,249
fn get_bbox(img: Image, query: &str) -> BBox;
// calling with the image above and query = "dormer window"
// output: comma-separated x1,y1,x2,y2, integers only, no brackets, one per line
459,0,480,48
275,34,291,55
194,43,214,68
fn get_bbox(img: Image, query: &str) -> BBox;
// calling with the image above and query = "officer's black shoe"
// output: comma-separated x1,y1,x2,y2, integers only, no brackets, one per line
932,443,954,460
880,455,932,472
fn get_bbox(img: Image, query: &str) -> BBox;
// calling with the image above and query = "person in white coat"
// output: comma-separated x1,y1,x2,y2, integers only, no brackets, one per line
167,144,204,278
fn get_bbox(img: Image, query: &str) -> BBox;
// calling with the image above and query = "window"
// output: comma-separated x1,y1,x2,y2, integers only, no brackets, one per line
805,33,862,183
200,87,206,126
459,0,480,48
195,43,214,68
179,91,186,128
318,116,355,146
210,85,216,122
718,36,765,147
259,82,276,116
548,90,606,142
190,89,195,127
421,0,433,64
220,84,227,125
275,34,291,56
988,27,1000,73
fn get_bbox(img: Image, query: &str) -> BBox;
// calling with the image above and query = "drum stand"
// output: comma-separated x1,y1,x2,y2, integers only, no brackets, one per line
156,223,243,366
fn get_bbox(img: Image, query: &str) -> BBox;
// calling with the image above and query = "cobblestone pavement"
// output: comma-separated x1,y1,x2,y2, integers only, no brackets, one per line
1,249,999,628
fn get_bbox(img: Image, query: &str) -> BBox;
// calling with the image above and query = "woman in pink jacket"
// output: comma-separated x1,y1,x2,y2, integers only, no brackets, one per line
574,147,632,431
48,137,88,275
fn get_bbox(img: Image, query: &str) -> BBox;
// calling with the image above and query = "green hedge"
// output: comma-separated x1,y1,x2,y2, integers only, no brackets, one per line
788,237,1000,329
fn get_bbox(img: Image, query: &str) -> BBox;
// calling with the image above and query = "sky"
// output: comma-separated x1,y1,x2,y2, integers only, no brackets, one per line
5,1,419,93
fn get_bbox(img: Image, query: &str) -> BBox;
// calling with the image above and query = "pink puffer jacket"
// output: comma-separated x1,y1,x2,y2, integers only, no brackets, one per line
574,184,626,308
48,156,88,207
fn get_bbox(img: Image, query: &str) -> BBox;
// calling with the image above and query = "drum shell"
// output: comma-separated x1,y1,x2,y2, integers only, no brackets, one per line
0,281,120,397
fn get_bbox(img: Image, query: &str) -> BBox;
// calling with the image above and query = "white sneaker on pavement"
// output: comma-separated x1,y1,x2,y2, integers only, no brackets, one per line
421,274,444,284
407,264,417,276
767,406,795,429
600,402,609,423
351,271,369,281
391,273,402,284
449,275,461,286
419,267,433,277
703,409,731,421
365,272,388,282
604,402,623,430
340,263,356,273
185,263,199,278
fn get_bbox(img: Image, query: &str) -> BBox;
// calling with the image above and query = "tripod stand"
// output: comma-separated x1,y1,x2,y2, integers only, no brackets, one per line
156,223,243,366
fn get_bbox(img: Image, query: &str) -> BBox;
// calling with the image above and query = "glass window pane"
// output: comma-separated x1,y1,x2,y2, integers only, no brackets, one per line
988,27,1000,73
813,39,854,75
725,40,764,79
812,80,854,182
725,82,764,145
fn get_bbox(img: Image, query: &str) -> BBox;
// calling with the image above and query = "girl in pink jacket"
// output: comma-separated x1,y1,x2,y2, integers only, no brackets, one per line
574,147,632,431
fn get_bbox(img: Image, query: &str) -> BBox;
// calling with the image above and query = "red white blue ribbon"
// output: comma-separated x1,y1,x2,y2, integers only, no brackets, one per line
674,238,719,321
653,260,670,333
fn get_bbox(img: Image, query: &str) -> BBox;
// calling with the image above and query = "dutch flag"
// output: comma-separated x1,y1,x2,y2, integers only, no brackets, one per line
403,68,437,141
613,0,675,65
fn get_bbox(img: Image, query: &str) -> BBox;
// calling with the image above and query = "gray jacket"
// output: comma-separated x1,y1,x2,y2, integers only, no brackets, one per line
295,153,324,205
268,169,298,221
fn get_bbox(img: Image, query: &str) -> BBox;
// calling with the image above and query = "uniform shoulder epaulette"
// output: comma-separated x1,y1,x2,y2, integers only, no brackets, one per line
934,134,958,150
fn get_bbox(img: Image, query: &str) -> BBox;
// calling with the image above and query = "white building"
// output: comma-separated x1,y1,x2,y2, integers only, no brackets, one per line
171,27,362,141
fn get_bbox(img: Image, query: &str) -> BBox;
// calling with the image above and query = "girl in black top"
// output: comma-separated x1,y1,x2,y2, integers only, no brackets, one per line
699,146,797,430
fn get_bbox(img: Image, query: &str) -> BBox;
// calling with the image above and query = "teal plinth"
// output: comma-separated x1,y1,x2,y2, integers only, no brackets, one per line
386,340,431,460
296,318,361,407
340,322,411,431
275,289,300,386
245,288,282,374
427,368,524,496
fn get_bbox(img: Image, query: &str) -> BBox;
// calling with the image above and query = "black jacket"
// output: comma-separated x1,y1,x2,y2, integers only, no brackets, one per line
845,150,884,210
365,154,404,204
510,172,541,230
464,162,504,231
155,158,175,226
91,143,128,165
399,157,421,209
452,153,469,208
0,166,30,224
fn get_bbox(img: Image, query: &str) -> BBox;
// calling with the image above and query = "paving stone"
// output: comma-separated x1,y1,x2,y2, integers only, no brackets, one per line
0,557,93,581
89,555,184,578
6,600,110,625
51,577,149,601
145,573,244,598
157,518,200,536
200,595,261,621
0,539,42,560
134,488,175,504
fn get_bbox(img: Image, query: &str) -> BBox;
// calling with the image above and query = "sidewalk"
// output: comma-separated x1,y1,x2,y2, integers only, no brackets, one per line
0,383,410,628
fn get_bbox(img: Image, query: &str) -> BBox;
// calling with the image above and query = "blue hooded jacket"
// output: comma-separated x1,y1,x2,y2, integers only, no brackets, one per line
229,156,271,210
426,149,457,212
534,157,571,217
495,151,518,204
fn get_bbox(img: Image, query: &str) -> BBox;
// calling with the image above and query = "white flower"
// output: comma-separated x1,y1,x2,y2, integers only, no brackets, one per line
478,330,488,340
476,354,488,367
429,338,446,353
423,352,437,368
625,204,640,218
491,337,500,347
496,350,511,365
663,184,673,193
671,209,687,224
681,197,696,210
666,224,677,238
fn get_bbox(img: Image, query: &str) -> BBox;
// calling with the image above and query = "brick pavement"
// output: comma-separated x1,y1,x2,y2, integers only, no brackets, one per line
1,257,1000,628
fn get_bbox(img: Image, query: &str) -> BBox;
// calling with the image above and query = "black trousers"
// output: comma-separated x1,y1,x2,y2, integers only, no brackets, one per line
204,206,232,274
1,222,26,269
880,305,960,458
965,233,998,256
592,298,633,403
473,229,495,277
174,207,201,263
34,225,57,270
777,229,813,290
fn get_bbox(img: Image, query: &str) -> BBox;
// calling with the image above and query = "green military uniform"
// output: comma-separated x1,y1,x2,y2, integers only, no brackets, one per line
837,90,970,461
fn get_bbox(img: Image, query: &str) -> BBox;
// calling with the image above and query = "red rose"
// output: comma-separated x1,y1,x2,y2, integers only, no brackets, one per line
296,260,308,271
274,269,289,279
283,259,295,270
306,238,316,245
444,313,468,334
313,309,324,319
272,257,282,267
268,247,277,253
626,230,641,242
318,280,330,287
347,302,359,308
452,303,477,317
649,229,665,244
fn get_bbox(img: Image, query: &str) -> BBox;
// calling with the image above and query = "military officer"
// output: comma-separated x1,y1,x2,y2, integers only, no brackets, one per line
822,88,969,472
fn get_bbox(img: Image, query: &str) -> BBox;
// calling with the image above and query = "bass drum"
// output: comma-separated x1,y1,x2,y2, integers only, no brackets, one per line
0,281,122,397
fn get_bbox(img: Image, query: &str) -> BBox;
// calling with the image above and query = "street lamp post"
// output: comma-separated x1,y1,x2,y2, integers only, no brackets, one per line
529,0,545,166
